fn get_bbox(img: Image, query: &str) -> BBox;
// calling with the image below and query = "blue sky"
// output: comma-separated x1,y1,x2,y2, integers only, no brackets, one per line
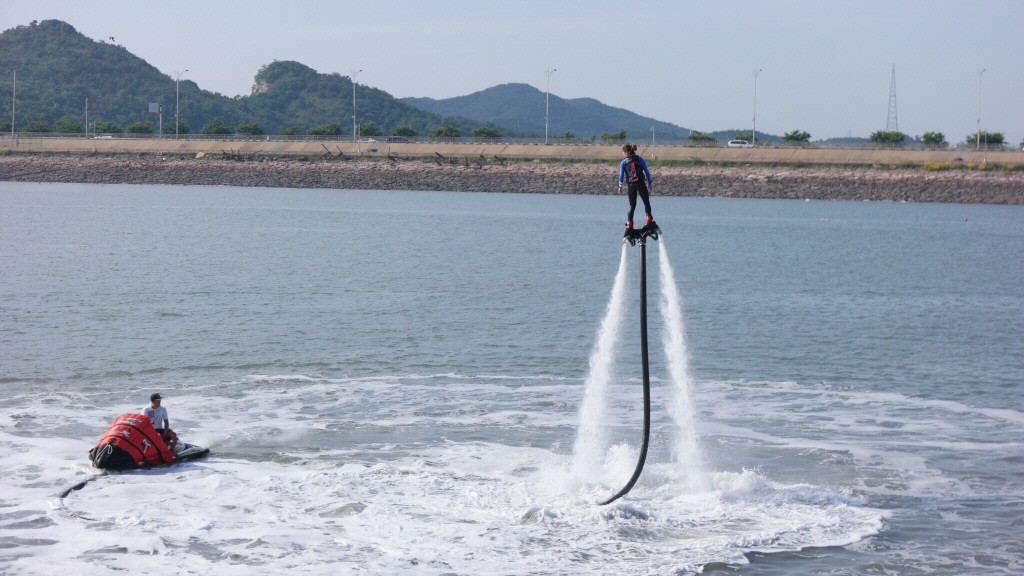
2,0,1022,144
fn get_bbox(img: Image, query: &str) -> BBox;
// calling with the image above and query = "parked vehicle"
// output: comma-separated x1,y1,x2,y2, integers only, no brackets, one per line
727,139,754,148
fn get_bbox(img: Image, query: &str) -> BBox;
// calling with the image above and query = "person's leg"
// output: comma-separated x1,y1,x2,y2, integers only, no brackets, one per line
627,187,639,226
163,429,178,451
638,187,653,222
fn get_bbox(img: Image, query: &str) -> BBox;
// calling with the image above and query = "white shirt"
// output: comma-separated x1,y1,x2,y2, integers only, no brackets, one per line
142,405,168,430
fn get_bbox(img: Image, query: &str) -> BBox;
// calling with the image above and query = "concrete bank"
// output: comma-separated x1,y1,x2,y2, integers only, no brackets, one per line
2,154,1021,204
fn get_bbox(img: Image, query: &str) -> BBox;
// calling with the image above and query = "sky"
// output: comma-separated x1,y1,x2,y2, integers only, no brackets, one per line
2,0,1022,144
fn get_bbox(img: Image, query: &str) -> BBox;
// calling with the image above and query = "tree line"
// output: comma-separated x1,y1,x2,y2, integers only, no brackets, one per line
0,116,503,139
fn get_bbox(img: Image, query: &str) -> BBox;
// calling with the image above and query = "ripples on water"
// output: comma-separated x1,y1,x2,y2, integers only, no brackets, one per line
1,183,1022,575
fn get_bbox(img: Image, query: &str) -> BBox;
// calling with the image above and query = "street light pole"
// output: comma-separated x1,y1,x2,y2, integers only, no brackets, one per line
175,69,188,139
753,68,763,145
976,68,985,151
545,68,557,144
11,71,16,137
352,69,362,142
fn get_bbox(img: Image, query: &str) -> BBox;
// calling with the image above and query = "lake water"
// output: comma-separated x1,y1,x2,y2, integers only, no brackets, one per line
1,182,1022,575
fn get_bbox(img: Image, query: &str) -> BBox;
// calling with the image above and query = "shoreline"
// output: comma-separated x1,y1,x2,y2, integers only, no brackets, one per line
1,154,1022,205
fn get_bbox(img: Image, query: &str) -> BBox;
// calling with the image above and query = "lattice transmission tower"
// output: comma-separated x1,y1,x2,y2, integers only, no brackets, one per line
886,64,899,132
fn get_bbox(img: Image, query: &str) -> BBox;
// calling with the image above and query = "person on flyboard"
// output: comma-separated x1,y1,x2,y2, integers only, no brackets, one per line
617,143,656,238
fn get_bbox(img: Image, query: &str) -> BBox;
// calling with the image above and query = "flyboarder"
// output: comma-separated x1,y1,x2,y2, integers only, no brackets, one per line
617,143,655,232
601,146,661,505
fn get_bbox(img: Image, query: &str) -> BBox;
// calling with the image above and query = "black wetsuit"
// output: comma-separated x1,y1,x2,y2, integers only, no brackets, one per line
619,154,653,222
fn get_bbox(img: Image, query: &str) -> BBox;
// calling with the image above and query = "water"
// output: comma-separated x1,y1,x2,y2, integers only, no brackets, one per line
1,182,1022,575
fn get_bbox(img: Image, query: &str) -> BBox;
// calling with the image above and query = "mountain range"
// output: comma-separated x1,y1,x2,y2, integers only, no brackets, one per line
1,19,729,141
403,83,692,139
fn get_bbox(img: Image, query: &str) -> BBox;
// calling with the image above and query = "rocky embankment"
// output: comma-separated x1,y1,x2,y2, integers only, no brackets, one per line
1,154,1021,204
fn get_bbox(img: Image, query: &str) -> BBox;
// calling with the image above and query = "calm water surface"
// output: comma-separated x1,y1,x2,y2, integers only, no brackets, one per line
1,182,1022,575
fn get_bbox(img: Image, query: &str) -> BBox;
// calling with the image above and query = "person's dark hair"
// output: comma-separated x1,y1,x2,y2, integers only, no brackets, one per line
622,143,638,155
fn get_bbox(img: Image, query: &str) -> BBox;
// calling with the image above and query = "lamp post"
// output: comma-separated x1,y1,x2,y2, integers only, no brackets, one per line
174,69,188,139
976,68,985,151
10,69,15,136
545,68,557,144
752,68,763,145
352,69,362,142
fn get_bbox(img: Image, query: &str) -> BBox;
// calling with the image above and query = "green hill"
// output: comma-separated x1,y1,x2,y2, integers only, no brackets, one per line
243,60,480,136
0,19,482,136
1,19,729,141
403,83,693,140
0,20,240,133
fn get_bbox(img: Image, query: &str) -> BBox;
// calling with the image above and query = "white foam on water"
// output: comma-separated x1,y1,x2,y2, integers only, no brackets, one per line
695,378,1024,503
0,379,894,576
2,337,1013,574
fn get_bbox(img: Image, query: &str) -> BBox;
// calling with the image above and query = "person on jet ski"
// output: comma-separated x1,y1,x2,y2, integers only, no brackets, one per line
142,393,179,452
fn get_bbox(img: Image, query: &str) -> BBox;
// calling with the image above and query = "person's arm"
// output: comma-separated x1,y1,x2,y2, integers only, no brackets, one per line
641,157,653,188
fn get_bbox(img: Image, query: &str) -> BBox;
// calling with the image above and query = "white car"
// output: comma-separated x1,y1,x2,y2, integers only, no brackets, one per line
727,139,755,148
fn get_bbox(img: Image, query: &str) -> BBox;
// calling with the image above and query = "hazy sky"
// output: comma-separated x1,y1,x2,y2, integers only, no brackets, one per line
3,0,1022,143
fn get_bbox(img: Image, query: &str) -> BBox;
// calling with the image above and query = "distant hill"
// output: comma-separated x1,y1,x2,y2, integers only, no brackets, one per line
404,83,693,140
0,20,482,136
0,20,241,132
243,60,480,136
1,19,760,141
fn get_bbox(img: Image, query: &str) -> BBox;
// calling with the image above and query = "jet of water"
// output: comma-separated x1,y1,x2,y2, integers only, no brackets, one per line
657,241,709,490
572,245,630,478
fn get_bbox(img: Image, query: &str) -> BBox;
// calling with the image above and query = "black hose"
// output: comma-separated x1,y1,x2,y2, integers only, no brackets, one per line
59,470,107,499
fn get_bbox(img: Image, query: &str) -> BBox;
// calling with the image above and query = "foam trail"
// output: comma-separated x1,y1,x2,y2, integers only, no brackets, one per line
658,241,709,490
572,244,630,478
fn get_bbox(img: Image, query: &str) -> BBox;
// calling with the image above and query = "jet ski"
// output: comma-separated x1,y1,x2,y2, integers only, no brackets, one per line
173,442,210,463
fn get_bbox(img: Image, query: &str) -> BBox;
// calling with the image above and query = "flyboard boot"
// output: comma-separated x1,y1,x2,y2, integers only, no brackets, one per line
624,216,660,245
642,214,660,241
624,219,639,245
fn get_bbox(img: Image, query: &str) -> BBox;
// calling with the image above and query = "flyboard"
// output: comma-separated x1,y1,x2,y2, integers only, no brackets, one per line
600,220,661,506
